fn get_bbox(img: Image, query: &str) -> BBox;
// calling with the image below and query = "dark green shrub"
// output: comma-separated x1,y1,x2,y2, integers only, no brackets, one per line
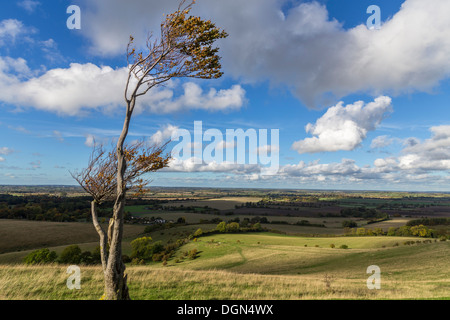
79,251,94,264
23,248,57,265
342,220,357,228
58,245,82,264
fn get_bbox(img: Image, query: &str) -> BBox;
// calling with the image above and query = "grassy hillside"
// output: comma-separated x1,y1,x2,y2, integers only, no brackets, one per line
0,232,448,300
168,233,449,277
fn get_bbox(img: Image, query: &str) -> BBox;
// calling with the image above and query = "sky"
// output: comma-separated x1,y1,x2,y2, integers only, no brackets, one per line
1,0,450,191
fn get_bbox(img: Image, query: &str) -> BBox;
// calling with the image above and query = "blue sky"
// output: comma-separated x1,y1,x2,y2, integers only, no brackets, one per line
1,0,450,191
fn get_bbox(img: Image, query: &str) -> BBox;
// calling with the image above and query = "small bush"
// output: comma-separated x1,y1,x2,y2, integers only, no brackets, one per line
193,228,203,237
330,244,335,248
188,248,198,260
252,222,262,231
339,244,348,249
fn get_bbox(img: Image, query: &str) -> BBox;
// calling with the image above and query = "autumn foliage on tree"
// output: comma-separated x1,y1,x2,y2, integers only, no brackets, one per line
72,0,228,300
71,140,170,274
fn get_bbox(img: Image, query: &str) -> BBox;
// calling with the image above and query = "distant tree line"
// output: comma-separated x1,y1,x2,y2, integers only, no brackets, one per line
0,194,167,222
165,205,220,214
406,217,450,226
0,194,92,221
344,224,448,239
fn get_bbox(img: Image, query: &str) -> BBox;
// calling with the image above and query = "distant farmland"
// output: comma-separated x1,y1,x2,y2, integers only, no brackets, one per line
0,220,146,254
164,196,263,210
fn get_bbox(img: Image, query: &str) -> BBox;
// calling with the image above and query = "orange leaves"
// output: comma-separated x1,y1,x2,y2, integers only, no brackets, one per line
125,0,227,94
72,140,171,203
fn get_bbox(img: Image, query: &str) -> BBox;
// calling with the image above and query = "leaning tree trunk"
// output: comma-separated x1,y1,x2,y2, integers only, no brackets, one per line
90,200,108,273
103,191,130,300
102,101,134,300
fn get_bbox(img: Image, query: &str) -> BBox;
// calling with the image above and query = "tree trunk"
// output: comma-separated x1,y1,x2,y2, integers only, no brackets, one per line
102,101,134,300
90,200,108,273
103,192,130,300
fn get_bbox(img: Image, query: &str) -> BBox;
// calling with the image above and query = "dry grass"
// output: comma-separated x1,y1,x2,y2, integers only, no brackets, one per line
0,265,448,300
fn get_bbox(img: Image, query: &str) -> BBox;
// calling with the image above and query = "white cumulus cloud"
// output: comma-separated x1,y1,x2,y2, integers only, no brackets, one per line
149,124,179,145
77,0,450,107
0,59,246,116
292,96,392,154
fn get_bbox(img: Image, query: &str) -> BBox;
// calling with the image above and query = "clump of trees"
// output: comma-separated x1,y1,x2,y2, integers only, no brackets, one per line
342,220,358,228
129,235,191,265
129,237,164,263
340,207,387,219
23,248,57,265
344,224,438,238
387,224,436,238
406,218,450,226
215,221,263,233
23,245,102,265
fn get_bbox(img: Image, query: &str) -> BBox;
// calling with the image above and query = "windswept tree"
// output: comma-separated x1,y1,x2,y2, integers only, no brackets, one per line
71,140,170,286
73,0,228,300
